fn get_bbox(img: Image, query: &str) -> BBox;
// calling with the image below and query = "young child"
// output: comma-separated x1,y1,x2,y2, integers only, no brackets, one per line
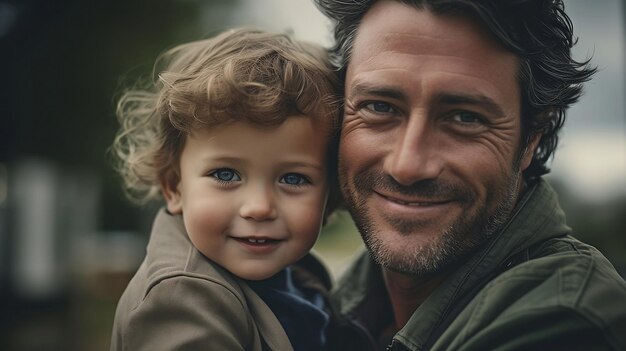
110,28,340,351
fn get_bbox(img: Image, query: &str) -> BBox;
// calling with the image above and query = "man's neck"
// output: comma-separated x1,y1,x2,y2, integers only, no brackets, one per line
382,268,448,330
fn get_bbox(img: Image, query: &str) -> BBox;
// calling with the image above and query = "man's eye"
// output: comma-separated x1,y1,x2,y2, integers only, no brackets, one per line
452,111,482,124
210,168,241,182
280,173,309,186
365,101,395,113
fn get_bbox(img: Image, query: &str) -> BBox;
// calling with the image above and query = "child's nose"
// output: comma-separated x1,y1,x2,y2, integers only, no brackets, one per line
239,188,278,221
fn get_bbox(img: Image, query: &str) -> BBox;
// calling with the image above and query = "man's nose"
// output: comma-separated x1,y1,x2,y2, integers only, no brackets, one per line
383,115,443,186
239,186,278,221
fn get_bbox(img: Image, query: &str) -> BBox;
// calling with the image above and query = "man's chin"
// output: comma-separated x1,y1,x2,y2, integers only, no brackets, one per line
359,212,485,276
363,228,445,275
366,233,475,276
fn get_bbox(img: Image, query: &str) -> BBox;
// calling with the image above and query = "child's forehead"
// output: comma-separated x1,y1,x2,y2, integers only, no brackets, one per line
182,117,333,166
189,113,333,134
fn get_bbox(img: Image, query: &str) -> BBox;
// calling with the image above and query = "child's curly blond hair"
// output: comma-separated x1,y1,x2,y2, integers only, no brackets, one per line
111,28,341,204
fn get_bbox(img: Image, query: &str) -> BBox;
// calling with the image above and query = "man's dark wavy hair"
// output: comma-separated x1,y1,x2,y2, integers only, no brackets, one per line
313,0,596,180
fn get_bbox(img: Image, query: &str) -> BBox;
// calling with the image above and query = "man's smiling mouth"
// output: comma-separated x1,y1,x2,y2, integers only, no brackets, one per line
375,191,451,207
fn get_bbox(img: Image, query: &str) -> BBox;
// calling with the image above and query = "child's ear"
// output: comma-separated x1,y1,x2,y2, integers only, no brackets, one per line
161,179,183,214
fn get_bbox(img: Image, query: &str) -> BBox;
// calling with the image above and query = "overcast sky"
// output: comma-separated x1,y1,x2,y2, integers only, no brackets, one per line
231,0,626,201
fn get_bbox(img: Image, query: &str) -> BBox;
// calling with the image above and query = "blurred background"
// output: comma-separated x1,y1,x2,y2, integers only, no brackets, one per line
0,0,624,350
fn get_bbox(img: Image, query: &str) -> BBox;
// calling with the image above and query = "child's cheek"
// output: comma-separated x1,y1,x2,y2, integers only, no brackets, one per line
182,200,232,257
288,194,327,247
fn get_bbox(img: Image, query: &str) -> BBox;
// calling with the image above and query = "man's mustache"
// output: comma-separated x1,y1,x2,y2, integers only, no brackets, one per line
351,170,474,202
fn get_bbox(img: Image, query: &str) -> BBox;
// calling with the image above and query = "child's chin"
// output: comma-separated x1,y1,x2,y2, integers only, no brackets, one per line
235,268,280,281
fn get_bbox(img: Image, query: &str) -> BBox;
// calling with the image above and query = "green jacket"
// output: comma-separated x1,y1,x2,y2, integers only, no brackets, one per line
331,179,626,350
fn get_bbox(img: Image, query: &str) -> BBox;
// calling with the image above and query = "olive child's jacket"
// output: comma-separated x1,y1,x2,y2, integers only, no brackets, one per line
332,179,626,350
111,209,333,351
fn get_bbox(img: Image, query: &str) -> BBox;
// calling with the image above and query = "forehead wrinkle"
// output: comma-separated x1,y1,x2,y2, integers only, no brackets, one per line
381,31,473,55
351,45,512,84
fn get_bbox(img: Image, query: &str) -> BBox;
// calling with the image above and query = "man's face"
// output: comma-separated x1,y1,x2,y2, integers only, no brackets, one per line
340,0,536,275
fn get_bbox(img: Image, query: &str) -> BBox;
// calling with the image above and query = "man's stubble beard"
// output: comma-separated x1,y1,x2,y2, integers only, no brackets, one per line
340,167,521,277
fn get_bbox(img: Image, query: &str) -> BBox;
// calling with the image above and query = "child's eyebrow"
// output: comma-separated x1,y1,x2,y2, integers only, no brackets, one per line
204,156,245,164
203,157,325,171
278,160,326,171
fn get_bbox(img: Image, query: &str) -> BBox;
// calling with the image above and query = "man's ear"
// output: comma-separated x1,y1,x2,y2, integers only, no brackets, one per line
520,133,542,172
161,179,183,214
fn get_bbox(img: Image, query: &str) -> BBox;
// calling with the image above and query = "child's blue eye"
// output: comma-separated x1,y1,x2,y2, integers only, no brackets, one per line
210,168,241,182
280,173,309,186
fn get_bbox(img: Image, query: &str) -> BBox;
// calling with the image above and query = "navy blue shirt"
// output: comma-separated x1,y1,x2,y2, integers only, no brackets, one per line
248,267,330,351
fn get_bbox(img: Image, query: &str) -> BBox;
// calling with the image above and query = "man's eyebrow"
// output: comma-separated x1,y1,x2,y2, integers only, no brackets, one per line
434,93,506,117
348,82,407,101
348,84,507,117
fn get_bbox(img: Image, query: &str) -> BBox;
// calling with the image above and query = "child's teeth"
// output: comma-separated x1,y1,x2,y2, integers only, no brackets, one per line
248,238,257,243
257,239,266,243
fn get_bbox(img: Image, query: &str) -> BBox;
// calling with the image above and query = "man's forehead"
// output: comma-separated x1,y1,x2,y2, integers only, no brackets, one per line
348,3,517,85
352,0,512,62
344,0,521,119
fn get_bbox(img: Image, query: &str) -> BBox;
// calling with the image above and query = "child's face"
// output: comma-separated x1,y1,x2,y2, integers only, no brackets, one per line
164,117,331,280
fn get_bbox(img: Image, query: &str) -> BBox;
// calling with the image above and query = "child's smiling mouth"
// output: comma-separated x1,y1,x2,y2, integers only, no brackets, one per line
236,237,281,244
231,236,284,251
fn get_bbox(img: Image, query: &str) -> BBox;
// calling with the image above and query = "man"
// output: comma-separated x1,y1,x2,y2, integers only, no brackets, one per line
314,0,626,350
